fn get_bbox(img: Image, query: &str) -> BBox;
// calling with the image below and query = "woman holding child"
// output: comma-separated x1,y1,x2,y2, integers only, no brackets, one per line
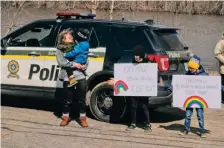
56,28,90,127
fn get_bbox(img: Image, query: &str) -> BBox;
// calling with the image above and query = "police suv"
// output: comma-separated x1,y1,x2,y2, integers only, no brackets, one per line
1,12,193,122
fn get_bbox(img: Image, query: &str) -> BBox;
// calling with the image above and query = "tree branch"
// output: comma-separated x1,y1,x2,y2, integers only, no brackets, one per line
5,1,27,36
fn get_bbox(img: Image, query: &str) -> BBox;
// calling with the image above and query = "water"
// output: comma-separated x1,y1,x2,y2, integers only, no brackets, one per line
1,8,224,70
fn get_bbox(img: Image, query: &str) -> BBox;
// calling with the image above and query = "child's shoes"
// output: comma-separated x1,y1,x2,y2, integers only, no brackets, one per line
178,129,189,136
68,77,78,87
144,124,152,132
126,123,136,131
197,131,206,138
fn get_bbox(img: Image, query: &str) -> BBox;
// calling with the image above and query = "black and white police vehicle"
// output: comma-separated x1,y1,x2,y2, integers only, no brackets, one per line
1,12,193,122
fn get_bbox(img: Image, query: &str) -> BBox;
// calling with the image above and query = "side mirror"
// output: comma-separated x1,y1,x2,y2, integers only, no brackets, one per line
1,38,8,49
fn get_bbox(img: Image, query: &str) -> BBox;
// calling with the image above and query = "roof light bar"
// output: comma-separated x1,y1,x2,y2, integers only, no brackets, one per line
56,12,80,16
56,12,96,19
80,13,96,17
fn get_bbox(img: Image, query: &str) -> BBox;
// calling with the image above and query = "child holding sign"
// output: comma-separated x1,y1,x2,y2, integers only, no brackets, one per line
179,55,208,138
126,45,152,132
108,45,152,132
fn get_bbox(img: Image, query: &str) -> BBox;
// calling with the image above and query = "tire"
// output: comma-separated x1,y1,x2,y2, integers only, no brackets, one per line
89,81,127,123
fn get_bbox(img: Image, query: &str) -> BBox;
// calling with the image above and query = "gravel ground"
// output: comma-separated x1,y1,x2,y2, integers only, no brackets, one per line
1,97,224,148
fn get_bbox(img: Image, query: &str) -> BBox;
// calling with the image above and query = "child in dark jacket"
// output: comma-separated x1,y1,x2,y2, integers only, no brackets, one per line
179,55,208,138
125,45,152,132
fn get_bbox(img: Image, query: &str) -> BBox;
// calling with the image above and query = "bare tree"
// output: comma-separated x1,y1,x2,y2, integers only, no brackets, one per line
109,0,114,20
110,1,128,20
5,1,27,36
93,0,99,14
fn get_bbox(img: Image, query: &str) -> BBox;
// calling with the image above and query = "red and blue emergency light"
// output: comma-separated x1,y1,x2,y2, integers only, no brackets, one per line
56,11,96,19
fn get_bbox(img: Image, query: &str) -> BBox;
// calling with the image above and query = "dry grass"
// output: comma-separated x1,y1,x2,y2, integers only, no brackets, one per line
1,1,224,16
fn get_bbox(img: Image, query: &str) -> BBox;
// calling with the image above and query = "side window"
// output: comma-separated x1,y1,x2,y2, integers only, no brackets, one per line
8,23,56,47
58,25,78,41
89,26,108,57
58,24,99,49
112,27,153,54
93,26,107,47
88,29,99,48
146,29,161,51
103,28,124,70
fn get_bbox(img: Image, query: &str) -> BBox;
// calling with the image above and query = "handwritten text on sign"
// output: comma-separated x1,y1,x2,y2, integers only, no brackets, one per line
172,75,221,109
114,63,158,96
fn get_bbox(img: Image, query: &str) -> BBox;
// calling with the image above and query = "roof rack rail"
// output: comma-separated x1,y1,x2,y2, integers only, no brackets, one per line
56,12,96,20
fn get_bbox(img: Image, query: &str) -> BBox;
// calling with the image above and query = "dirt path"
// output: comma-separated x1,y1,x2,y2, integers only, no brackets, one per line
1,98,224,148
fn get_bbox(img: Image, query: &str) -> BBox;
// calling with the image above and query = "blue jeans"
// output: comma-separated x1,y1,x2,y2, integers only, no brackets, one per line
184,108,205,132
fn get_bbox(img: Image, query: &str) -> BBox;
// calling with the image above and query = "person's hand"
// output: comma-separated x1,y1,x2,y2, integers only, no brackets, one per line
72,63,82,69
80,65,86,71
107,78,114,86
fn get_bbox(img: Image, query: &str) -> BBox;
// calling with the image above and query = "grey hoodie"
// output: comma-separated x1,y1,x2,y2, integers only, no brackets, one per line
56,49,86,81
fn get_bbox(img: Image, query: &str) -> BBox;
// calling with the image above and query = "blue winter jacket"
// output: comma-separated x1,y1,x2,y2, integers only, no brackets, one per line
185,66,208,76
64,41,90,64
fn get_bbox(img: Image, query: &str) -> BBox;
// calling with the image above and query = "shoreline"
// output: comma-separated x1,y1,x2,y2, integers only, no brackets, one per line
1,1,224,16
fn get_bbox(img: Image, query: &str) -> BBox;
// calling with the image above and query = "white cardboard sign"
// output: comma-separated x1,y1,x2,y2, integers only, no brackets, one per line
172,75,221,109
114,63,158,96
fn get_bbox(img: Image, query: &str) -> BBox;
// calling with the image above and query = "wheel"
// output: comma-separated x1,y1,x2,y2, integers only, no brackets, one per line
89,81,127,123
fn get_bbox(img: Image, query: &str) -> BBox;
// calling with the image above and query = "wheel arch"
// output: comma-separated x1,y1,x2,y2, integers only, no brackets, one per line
87,70,114,91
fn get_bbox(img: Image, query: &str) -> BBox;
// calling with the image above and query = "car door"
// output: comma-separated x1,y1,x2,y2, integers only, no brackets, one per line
86,25,108,77
1,21,57,97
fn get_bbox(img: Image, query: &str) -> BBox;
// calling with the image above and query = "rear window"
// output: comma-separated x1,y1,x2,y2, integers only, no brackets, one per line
153,29,185,51
111,27,152,53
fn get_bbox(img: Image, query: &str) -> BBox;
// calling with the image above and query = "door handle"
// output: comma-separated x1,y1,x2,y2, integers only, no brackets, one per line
28,51,41,56
88,53,98,58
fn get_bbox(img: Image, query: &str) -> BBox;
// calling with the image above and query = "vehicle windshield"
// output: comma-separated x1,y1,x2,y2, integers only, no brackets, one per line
152,29,186,51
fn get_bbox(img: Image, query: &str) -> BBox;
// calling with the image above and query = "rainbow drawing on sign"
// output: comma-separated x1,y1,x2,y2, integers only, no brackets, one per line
183,96,208,108
114,80,128,95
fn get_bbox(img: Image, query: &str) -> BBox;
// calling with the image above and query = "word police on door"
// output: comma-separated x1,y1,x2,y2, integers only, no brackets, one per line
28,64,60,81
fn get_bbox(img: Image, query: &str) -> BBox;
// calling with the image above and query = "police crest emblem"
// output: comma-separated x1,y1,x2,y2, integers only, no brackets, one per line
7,60,20,79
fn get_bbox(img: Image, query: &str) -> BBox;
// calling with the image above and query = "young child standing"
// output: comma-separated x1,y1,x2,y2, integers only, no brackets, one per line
179,55,208,138
125,45,152,132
